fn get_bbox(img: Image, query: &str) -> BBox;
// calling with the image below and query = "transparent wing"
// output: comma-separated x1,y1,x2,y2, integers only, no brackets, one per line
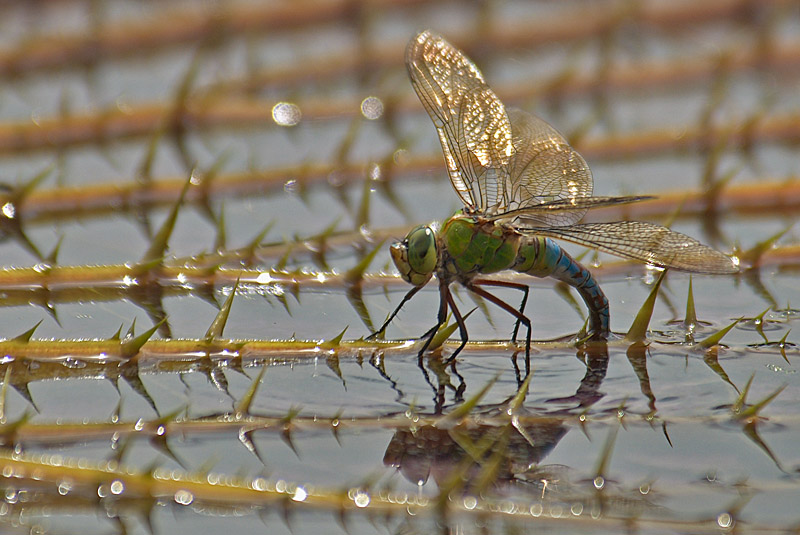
534,221,738,274
489,195,652,224
406,30,513,213
502,108,594,227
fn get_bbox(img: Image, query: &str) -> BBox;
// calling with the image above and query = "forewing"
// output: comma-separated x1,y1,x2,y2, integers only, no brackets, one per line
406,31,513,213
535,221,738,274
489,195,652,224
503,108,593,227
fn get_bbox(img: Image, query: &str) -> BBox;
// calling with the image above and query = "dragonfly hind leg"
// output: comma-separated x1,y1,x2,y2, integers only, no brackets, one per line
472,278,530,343
466,281,532,360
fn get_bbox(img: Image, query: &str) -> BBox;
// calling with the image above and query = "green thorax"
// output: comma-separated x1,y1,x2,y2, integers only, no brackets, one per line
438,213,522,277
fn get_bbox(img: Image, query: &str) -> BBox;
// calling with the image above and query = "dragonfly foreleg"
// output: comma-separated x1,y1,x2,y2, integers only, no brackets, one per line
415,279,450,362
466,281,532,360
366,284,424,340
472,278,529,343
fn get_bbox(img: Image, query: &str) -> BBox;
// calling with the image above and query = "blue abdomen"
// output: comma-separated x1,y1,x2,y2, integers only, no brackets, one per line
515,236,610,339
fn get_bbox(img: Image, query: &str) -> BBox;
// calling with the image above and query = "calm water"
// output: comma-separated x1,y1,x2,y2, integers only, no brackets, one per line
0,1,798,534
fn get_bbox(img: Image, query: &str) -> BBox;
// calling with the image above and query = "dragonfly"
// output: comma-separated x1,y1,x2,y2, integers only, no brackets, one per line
369,30,738,361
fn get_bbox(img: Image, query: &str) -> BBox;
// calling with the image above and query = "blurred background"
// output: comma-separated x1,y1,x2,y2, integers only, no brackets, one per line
0,1,798,534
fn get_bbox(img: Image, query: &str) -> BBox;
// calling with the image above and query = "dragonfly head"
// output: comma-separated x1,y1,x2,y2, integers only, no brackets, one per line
391,225,437,286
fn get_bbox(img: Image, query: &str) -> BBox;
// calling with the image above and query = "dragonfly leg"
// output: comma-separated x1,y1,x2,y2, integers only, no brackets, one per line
444,288,468,363
415,279,450,362
466,281,532,361
366,284,424,340
472,278,529,342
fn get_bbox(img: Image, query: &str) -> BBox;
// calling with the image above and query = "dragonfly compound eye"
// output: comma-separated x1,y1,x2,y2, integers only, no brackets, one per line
406,226,437,275
390,226,436,286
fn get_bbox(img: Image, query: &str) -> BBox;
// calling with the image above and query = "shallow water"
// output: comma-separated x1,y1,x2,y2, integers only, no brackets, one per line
0,1,798,534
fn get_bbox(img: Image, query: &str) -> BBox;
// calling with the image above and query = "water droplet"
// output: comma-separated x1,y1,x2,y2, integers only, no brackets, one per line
393,148,408,165
110,480,124,495
189,169,203,186
353,490,370,508
266,283,285,297
32,262,51,273
766,363,797,374
327,171,344,187
97,484,108,498
368,163,382,181
463,496,477,510
284,179,298,194
571,503,583,516
593,476,605,489
530,503,543,517
717,512,733,528
156,425,166,436
272,102,301,127
360,96,384,120
292,486,308,502
4,489,17,504
174,489,194,505
133,419,145,431
62,357,86,369
1,202,16,219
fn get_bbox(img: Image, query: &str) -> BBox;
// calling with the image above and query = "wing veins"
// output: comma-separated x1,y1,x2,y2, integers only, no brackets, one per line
405,31,512,214
489,195,654,224
533,222,737,274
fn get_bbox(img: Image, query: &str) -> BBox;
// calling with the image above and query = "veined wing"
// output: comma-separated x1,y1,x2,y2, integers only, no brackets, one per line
534,221,738,274
406,30,513,214
502,108,594,228
489,195,653,224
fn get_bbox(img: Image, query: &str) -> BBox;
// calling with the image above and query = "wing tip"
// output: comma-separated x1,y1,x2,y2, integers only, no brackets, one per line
720,255,740,274
407,30,435,61
673,253,740,275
